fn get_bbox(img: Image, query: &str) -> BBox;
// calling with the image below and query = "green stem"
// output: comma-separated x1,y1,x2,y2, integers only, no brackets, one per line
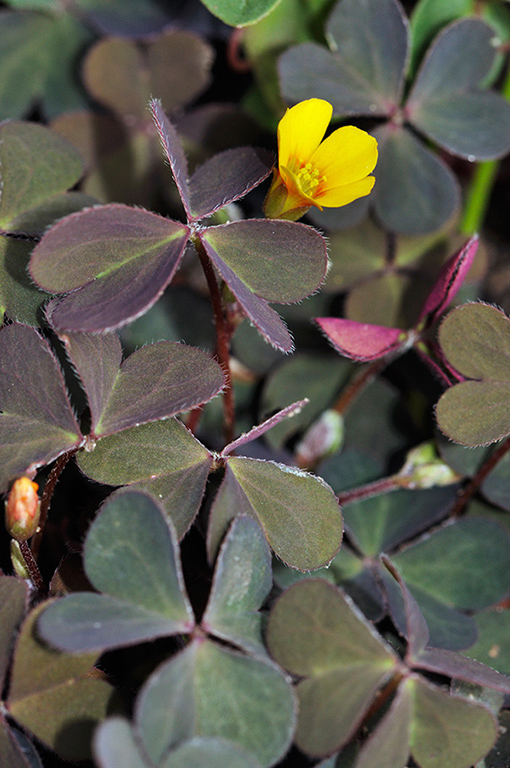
460,59,510,235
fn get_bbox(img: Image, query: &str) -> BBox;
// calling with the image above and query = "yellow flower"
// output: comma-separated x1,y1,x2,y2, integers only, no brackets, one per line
264,98,378,221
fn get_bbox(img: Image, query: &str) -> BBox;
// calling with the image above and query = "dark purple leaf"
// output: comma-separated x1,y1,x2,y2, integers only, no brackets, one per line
407,19,510,159
30,204,190,332
200,220,328,303
372,124,460,235
92,341,225,436
188,147,273,221
316,316,406,361
59,332,122,434
418,235,479,323
413,648,510,694
0,324,82,492
150,99,192,219
203,240,293,352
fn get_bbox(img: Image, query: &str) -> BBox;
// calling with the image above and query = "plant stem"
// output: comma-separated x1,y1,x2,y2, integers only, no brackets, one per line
337,474,404,506
460,59,510,235
332,357,389,415
19,541,45,593
194,238,235,443
449,435,510,517
31,451,74,560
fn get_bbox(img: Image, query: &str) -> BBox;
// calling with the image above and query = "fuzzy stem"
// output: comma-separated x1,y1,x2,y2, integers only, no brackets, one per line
333,357,389,416
449,435,510,518
31,450,74,560
19,540,46,593
194,238,235,443
337,474,404,506
460,59,510,235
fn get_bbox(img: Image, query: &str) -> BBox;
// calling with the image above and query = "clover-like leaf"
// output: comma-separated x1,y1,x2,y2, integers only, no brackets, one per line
407,19,510,160
8,603,114,760
94,718,263,768
207,457,343,571
200,220,328,304
279,0,408,116
267,578,398,756
78,419,213,538
0,121,84,231
84,31,214,121
0,10,93,121
437,303,510,446
0,323,83,492
199,0,282,26
0,577,28,687
390,518,510,647
30,204,190,332
372,123,460,235
355,675,498,768
408,675,497,768
188,148,273,221
38,490,195,653
135,638,296,768
202,516,272,658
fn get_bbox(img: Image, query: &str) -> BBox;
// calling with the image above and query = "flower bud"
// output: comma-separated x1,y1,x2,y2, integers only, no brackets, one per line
5,477,40,542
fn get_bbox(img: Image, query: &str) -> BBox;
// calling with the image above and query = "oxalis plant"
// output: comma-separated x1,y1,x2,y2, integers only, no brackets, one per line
2,0,510,766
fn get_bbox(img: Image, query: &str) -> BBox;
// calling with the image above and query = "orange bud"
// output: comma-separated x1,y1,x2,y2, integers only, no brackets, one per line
5,477,40,542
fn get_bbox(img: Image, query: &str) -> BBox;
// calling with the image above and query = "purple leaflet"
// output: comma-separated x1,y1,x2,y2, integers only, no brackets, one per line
188,147,274,221
200,236,293,352
150,98,192,219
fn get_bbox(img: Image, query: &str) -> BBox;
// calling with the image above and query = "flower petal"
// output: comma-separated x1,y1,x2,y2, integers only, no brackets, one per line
278,99,333,170
315,175,375,208
311,125,378,187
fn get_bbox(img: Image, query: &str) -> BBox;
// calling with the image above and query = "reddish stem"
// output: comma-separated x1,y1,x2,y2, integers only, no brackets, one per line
337,474,403,506
449,435,510,517
19,540,46,594
31,450,75,559
333,357,389,415
195,239,235,443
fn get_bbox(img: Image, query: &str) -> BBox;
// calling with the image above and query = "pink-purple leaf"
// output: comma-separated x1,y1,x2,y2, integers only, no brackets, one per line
30,204,190,332
0,324,82,492
93,341,225,436
150,99,192,219
316,317,407,361
418,235,479,323
188,147,273,221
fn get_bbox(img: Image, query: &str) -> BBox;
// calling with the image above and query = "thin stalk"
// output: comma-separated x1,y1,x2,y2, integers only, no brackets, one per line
19,541,45,594
332,356,389,415
460,59,510,235
337,474,404,506
449,435,510,518
31,450,75,560
194,238,235,443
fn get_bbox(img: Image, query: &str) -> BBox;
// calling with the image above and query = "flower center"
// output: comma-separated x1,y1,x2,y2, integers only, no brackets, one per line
296,162,326,196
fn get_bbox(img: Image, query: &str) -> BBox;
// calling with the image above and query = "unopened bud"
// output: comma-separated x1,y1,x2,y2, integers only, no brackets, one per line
400,442,461,489
5,477,41,542
296,410,344,467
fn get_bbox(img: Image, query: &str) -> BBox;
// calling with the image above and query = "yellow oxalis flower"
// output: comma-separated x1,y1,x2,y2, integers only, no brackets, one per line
264,98,378,221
